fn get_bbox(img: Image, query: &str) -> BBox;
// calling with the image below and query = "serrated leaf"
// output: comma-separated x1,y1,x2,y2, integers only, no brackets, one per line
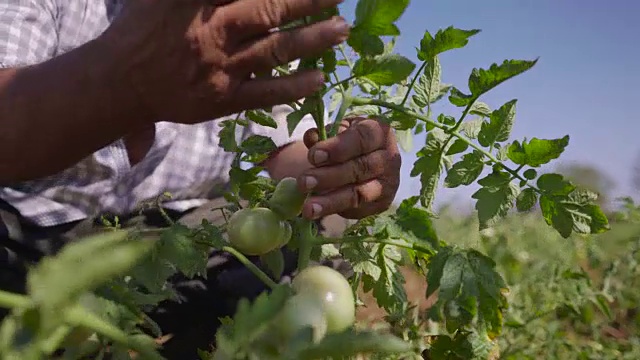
362,245,406,312
353,0,410,36
410,131,446,212
418,27,481,61
449,87,474,107
508,135,570,167
539,187,611,238
246,110,277,128
537,173,576,196
321,49,337,73
240,135,277,163
445,151,485,188
460,118,483,139
516,188,538,212
426,247,508,337
471,171,520,230
413,56,442,108
478,100,517,147
468,58,538,97
219,120,239,152
470,101,492,117
157,224,209,278
353,54,416,86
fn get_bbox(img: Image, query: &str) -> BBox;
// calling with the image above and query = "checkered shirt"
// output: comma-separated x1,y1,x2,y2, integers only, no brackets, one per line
0,0,317,227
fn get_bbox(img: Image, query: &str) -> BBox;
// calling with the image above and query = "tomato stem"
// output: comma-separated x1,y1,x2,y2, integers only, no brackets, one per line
222,246,278,289
64,304,163,360
296,219,315,271
0,289,31,309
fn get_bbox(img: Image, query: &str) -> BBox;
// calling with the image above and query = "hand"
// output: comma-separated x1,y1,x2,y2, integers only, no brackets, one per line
99,0,349,124
297,117,402,220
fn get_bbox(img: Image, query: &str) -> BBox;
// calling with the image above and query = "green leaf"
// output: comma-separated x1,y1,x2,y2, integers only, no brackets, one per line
469,101,492,117
321,49,337,73
286,99,317,137
353,0,410,36
537,173,576,196
297,329,411,359
384,111,417,130
516,188,538,212
353,54,416,86
523,168,537,180
468,58,538,97
508,135,570,167
477,100,517,147
240,135,277,163
445,151,485,188
446,139,469,155
418,27,481,61
26,231,154,311
259,249,285,280
426,247,508,337
539,186,610,238
471,171,520,230
219,119,239,152
347,30,384,57
449,87,474,107
246,110,277,129
410,130,447,212
361,245,406,312
157,224,209,278
412,56,442,108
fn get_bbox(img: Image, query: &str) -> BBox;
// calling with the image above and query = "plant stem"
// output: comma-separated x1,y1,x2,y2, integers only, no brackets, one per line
222,246,278,289
349,96,541,193
0,289,31,309
399,61,428,107
64,305,164,360
330,95,353,138
297,219,315,271
316,236,434,255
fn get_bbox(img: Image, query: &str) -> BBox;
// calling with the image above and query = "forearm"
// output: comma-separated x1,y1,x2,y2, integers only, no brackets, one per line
0,38,150,185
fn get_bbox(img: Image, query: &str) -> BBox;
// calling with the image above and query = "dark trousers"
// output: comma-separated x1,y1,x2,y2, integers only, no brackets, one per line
0,198,346,359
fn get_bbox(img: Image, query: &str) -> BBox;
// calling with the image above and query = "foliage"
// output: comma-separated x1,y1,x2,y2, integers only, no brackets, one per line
0,1,621,359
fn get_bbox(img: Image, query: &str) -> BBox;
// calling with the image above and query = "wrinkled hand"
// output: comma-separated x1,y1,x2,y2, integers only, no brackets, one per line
101,0,349,124
297,117,401,220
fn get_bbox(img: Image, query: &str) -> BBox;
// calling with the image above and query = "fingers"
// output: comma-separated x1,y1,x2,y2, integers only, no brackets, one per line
222,0,346,41
297,149,387,194
231,16,350,73
307,119,389,166
233,69,325,112
301,179,384,220
303,120,350,148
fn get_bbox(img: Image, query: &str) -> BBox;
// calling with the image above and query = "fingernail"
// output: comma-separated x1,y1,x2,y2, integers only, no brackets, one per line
304,176,318,190
312,150,328,165
311,203,323,219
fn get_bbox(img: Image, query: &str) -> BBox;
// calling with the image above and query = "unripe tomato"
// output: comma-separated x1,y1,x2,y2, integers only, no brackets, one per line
274,292,328,343
227,207,288,256
268,177,306,220
292,266,355,334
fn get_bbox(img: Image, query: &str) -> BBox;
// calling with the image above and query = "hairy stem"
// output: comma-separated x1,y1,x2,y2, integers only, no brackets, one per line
0,289,31,309
350,96,541,192
297,219,315,271
222,246,278,289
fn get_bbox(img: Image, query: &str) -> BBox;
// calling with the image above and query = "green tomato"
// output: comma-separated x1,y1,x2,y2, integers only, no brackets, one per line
292,266,355,334
274,292,328,343
268,177,306,220
227,207,288,255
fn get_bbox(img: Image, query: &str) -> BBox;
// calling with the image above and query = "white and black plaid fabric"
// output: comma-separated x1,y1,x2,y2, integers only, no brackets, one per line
0,0,317,227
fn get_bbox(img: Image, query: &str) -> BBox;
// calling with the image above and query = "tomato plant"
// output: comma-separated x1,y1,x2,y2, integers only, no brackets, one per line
0,0,617,359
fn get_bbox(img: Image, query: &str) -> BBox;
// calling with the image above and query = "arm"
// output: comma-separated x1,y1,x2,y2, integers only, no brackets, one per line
0,3,150,185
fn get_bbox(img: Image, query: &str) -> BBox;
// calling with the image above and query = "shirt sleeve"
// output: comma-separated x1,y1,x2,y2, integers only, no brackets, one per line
0,0,58,68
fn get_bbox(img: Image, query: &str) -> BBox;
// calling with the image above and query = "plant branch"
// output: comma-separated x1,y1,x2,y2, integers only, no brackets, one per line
399,61,428,107
316,235,434,255
0,289,31,309
222,246,278,289
350,96,541,192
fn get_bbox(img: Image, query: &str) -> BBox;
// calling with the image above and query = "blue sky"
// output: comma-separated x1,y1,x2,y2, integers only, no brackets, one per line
336,0,640,210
